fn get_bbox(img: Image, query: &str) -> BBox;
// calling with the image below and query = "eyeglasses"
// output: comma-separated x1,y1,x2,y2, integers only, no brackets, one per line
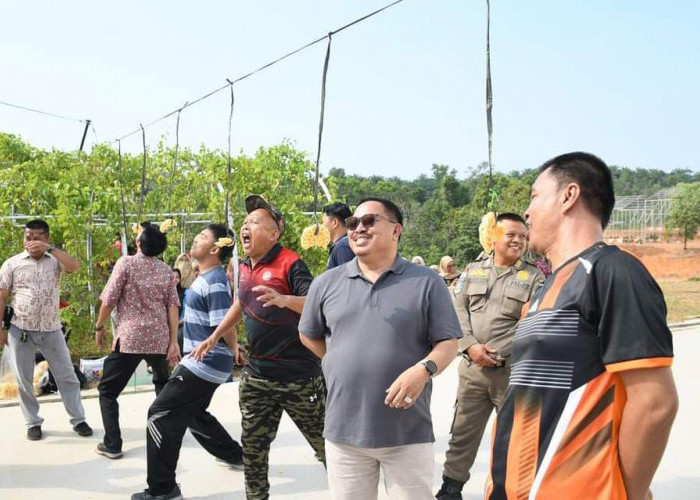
345,213,397,231
24,231,47,240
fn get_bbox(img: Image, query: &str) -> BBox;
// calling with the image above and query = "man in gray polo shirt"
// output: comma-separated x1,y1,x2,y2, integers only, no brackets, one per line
300,197,461,500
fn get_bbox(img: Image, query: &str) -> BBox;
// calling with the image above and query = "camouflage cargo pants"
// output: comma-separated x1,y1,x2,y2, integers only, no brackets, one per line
239,372,326,500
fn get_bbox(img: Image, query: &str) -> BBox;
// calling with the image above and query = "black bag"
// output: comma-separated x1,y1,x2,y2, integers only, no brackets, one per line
2,305,13,330
41,365,87,394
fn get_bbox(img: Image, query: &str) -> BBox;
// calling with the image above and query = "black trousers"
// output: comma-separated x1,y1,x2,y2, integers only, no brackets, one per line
146,364,243,495
98,341,170,451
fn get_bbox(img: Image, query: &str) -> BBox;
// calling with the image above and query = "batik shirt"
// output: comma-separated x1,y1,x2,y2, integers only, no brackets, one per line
486,243,674,500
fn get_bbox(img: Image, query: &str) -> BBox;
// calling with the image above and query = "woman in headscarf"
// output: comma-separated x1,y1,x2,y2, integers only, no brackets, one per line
438,255,461,287
411,255,426,266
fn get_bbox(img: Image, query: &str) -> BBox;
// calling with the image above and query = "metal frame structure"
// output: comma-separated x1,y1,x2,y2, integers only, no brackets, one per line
605,188,675,243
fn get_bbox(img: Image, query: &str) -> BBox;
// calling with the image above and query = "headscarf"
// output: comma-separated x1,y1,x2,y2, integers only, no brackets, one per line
411,255,426,266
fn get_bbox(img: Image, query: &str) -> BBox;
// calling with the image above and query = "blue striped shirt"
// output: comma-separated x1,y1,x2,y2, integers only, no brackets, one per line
179,266,234,384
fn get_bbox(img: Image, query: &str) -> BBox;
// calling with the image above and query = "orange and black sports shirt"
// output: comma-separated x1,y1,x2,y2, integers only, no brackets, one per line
486,243,673,500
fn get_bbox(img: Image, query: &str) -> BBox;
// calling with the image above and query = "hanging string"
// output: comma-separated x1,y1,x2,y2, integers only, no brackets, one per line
223,80,240,298
485,0,497,212
225,81,235,231
117,140,128,256
113,0,404,143
137,124,147,223
311,34,333,231
167,105,186,215
90,122,100,143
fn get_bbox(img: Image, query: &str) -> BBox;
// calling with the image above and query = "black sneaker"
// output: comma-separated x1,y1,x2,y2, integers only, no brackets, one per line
73,422,93,437
131,484,183,500
95,442,123,459
27,425,42,441
435,475,465,500
215,456,245,471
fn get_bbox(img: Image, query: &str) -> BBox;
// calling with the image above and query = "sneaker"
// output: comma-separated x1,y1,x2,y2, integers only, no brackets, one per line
215,456,245,471
131,484,182,500
435,475,464,500
73,422,93,437
27,425,42,441
95,442,123,459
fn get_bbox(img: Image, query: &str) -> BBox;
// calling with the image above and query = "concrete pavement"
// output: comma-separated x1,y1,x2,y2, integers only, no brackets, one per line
1,327,698,499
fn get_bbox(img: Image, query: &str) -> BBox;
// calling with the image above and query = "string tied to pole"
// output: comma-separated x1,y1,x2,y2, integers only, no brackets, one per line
485,0,499,213
301,33,333,250
116,139,128,256
167,103,187,215
225,80,235,232
137,124,148,224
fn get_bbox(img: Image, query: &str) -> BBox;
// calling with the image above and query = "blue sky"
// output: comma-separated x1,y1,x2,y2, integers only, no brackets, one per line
1,1,698,179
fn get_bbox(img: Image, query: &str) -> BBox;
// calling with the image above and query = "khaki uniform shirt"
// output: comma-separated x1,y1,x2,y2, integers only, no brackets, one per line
0,251,64,332
452,254,544,361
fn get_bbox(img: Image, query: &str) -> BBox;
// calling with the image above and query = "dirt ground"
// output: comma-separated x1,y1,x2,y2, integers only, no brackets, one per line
617,240,700,322
620,240,700,280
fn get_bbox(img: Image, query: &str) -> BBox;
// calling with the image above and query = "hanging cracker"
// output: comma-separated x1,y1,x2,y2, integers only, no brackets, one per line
478,212,504,255
301,224,331,250
159,219,177,233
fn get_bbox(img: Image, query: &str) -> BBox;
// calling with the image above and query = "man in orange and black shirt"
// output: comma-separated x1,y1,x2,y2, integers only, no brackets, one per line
486,152,678,500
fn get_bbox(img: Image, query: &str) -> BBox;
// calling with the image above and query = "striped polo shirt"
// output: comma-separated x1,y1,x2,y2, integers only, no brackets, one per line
179,266,234,384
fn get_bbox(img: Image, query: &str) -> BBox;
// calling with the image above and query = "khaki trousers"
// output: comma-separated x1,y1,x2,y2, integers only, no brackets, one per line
442,359,510,483
326,439,434,500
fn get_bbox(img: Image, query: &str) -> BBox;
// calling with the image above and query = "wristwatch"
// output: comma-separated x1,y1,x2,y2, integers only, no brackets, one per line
47,245,56,254
95,324,105,331
419,359,438,378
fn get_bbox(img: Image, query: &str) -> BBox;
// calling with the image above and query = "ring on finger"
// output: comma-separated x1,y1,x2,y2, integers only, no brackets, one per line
404,396,413,404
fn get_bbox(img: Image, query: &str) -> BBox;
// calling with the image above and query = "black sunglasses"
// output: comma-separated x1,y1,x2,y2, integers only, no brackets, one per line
345,213,397,231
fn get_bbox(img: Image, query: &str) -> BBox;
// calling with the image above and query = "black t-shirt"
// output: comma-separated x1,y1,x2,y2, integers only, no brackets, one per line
487,243,673,499
238,244,319,381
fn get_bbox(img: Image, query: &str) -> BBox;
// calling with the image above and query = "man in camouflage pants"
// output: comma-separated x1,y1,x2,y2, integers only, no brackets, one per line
192,195,325,500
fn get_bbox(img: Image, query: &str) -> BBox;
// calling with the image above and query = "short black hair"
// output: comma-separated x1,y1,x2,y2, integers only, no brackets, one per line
323,202,352,226
497,212,527,226
25,219,50,234
538,152,615,229
204,223,236,263
357,197,403,226
138,222,167,257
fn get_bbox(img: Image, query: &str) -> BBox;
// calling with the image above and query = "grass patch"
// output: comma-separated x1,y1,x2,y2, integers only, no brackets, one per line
659,279,700,323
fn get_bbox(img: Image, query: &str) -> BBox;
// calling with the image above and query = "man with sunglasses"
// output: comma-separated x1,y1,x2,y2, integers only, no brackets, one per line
299,197,461,499
190,195,325,500
0,219,93,441
435,213,544,500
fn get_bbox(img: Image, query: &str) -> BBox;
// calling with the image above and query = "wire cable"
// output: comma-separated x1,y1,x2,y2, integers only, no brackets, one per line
113,0,405,143
0,99,88,123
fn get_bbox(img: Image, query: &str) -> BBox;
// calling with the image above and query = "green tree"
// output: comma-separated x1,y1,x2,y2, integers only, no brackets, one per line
0,133,327,358
666,183,700,250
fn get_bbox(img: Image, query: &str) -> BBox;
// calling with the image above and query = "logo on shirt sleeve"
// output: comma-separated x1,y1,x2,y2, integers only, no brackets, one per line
516,270,530,281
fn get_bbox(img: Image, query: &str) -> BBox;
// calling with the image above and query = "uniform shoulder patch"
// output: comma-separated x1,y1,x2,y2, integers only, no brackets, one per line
469,268,487,278
516,270,529,281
